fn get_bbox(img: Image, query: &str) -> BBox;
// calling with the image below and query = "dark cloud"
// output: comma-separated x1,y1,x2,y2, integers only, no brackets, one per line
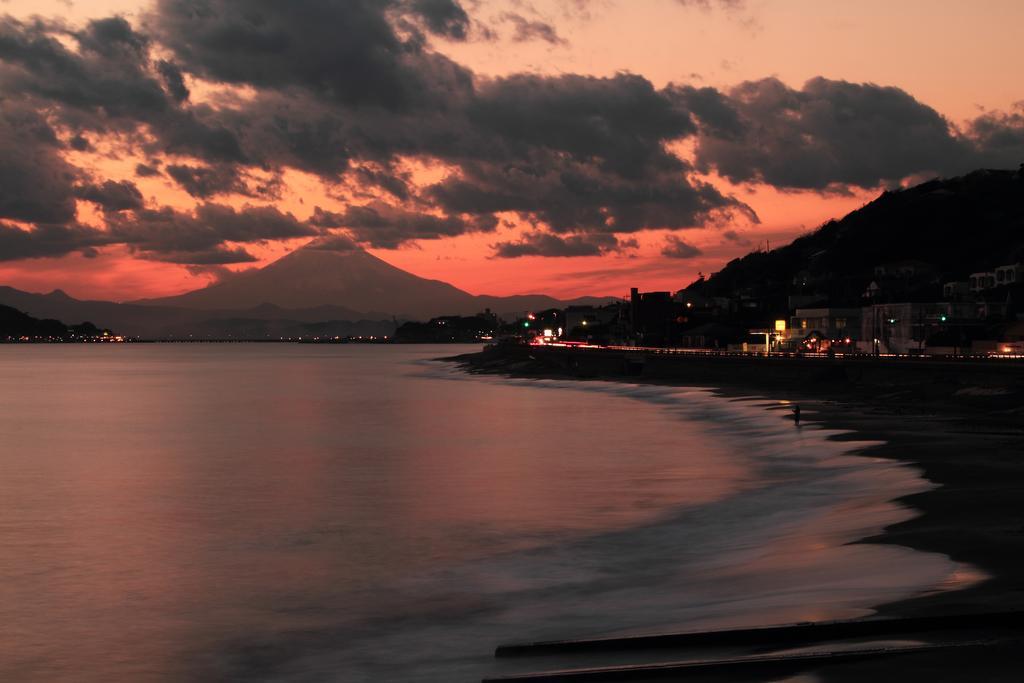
417,72,755,236
135,162,162,177
106,203,318,263
492,232,627,258
304,233,361,252
403,0,472,40
148,0,474,111
468,73,692,177
74,16,149,57
721,229,751,246
685,77,971,190
1,3,751,256
166,164,247,198
500,13,567,45
661,234,702,259
148,245,257,264
156,59,189,102
69,133,92,151
0,13,246,166
0,103,78,225
311,202,493,248
2,1,1023,267
353,165,411,200
0,222,110,261
965,105,1024,167
675,0,745,9
0,15,167,121
427,157,753,235
75,180,145,212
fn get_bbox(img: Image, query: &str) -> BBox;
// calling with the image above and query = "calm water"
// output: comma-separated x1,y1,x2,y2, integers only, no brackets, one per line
0,345,976,681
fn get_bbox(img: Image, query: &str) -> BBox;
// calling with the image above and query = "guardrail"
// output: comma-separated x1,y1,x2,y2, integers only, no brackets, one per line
525,341,1024,362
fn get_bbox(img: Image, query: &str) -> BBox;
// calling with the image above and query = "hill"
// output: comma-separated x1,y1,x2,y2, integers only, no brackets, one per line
690,167,1024,307
0,304,107,341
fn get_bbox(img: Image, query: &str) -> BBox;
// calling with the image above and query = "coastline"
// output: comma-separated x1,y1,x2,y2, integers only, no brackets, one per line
446,345,1024,679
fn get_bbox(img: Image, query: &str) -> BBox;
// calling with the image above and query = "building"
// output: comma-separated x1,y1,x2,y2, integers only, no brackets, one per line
995,263,1024,287
873,260,935,279
861,302,1004,354
630,288,677,345
790,308,863,341
943,281,970,300
564,305,619,337
969,272,997,292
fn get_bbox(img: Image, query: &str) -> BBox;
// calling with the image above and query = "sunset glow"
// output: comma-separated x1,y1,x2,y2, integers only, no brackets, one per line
0,0,1021,301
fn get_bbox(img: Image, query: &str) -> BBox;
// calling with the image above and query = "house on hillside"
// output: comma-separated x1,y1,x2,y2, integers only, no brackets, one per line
873,260,936,280
564,305,619,337
790,308,862,342
996,263,1024,287
970,272,997,292
943,281,970,300
861,301,1005,354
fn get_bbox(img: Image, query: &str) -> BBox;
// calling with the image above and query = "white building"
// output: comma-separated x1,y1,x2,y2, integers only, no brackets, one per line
969,272,996,292
995,263,1023,287
943,281,970,299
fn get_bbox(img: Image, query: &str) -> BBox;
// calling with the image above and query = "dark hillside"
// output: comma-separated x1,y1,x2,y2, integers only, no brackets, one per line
691,167,1024,306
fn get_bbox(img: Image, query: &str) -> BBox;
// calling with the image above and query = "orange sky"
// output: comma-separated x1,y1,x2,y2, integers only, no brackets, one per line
1,0,1021,301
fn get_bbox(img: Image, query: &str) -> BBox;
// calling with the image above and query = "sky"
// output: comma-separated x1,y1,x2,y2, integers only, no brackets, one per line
0,0,1021,301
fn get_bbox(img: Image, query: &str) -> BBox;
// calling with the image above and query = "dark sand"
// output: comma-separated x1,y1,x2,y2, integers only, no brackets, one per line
448,346,1024,681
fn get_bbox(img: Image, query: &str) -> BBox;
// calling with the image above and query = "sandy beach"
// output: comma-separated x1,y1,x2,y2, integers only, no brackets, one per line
450,346,1024,680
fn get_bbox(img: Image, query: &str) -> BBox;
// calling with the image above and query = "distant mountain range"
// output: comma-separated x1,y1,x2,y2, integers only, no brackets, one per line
0,303,107,341
0,245,616,339
691,167,1024,304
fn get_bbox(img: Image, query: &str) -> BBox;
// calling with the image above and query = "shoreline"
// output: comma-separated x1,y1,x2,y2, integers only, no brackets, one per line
447,345,1024,679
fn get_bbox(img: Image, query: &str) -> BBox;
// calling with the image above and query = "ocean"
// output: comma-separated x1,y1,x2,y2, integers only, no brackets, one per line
0,344,975,681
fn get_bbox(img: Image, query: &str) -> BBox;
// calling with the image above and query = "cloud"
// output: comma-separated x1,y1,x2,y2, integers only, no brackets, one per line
0,222,109,261
311,202,494,248
965,104,1024,167
661,234,703,259
166,163,247,198
1,1,1023,270
492,232,629,257
683,77,976,190
721,229,751,246
75,180,145,212
304,233,361,252
0,102,78,225
156,59,189,102
402,0,472,40
149,245,257,264
147,0,474,111
428,157,754,235
106,203,318,263
500,13,567,45
675,0,746,9
135,162,162,177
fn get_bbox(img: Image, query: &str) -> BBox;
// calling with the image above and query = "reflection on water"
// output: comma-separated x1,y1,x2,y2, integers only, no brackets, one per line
0,345,978,681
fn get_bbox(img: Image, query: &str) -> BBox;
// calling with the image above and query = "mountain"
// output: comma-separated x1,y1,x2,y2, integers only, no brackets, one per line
691,167,1024,305
0,246,615,338
138,247,474,316
136,245,616,318
0,286,394,339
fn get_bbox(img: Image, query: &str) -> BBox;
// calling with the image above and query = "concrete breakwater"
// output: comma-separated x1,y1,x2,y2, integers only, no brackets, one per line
459,345,1024,409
